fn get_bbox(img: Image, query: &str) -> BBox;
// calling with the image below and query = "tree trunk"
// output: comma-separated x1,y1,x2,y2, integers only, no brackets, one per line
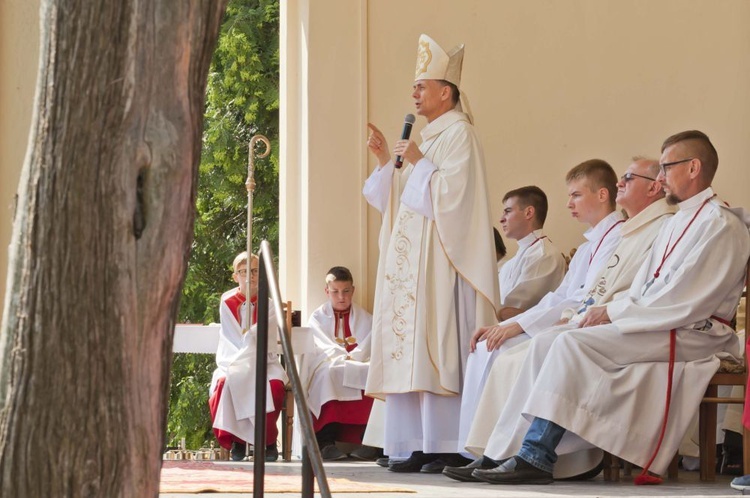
0,0,227,496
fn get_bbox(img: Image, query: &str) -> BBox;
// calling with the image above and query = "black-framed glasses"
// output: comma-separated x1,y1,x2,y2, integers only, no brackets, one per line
659,158,694,175
620,172,656,182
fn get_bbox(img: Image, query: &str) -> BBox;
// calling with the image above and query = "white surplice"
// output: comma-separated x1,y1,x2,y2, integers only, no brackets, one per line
456,230,565,451
297,302,373,417
457,211,624,452
210,290,287,445
362,109,500,455
469,199,674,475
487,188,750,476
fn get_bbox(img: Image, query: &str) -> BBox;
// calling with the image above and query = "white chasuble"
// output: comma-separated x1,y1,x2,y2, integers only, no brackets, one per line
364,109,500,398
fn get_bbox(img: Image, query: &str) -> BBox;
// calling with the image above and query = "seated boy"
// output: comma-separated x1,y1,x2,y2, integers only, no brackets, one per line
300,266,375,460
208,251,287,461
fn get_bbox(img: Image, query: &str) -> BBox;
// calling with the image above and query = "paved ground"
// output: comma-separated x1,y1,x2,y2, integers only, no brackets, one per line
160,460,748,497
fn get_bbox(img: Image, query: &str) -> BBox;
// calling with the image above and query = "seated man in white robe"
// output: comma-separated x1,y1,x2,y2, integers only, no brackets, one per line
444,157,674,481
208,252,287,462
457,186,566,448
299,266,374,461
470,130,750,485
457,161,624,455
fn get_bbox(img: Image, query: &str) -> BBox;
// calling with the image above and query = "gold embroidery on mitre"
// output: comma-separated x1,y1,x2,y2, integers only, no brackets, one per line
415,40,432,79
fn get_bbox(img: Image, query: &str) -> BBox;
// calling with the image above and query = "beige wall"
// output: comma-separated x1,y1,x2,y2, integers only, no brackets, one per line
3,1,750,321
0,0,39,324
282,0,750,314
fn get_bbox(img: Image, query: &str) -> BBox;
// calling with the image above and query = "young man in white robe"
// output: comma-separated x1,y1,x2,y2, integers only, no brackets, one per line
471,130,750,485
362,34,501,473
444,157,675,481
457,186,566,451
208,252,287,462
299,266,374,461
456,160,624,457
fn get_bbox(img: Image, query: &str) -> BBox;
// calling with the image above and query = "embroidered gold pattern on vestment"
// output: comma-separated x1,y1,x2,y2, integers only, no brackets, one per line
385,211,417,360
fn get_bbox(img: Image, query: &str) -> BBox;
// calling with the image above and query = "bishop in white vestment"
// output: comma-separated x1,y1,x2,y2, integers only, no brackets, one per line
363,34,500,467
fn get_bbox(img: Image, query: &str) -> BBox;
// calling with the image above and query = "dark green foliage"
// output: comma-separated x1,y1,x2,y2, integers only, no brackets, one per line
167,0,279,449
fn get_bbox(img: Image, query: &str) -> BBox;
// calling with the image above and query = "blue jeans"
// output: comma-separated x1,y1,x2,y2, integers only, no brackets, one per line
517,417,566,473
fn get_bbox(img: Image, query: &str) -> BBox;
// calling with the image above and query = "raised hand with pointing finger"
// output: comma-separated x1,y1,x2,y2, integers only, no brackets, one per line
366,123,391,166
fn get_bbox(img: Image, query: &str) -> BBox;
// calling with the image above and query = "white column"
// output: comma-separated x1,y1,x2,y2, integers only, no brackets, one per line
280,0,369,319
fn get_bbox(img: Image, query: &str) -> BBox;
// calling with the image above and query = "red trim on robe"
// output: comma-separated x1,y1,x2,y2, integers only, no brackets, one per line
312,395,374,444
224,291,258,325
208,377,285,449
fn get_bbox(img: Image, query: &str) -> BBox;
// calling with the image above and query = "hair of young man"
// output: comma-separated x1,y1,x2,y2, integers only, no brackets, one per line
565,159,618,209
660,130,718,183
437,80,460,106
232,251,258,272
325,266,354,285
502,185,549,226
493,227,507,260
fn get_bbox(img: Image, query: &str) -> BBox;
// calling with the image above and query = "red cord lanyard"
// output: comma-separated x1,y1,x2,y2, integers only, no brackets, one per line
530,235,547,247
652,196,713,280
589,220,624,265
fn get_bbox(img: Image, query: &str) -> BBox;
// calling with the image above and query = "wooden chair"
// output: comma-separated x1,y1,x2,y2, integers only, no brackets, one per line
604,265,750,482
602,452,678,482
698,266,750,481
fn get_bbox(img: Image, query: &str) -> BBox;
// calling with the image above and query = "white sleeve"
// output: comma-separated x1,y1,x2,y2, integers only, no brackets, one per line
400,157,437,219
363,161,395,213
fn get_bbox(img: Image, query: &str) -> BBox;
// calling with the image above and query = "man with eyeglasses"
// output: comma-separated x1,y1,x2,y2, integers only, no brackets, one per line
467,130,750,485
208,251,286,462
445,156,675,482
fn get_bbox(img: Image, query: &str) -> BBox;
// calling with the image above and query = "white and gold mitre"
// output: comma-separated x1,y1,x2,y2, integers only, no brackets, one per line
414,34,464,87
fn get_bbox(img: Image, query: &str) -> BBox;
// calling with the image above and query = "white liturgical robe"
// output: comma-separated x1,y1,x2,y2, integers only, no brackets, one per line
210,290,287,445
457,211,624,452
487,188,750,476
499,230,566,311
456,229,565,451
363,109,500,455
468,198,674,475
298,302,373,417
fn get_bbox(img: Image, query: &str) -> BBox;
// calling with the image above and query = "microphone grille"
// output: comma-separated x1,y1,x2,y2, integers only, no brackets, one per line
405,114,416,124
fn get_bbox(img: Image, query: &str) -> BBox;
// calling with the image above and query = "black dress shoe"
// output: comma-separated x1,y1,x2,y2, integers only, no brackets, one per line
443,456,499,482
376,456,390,468
472,456,553,485
420,459,449,473
388,451,438,473
265,444,279,462
230,442,247,461
421,453,473,474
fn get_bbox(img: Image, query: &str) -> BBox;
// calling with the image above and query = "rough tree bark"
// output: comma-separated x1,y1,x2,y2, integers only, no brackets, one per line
0,0,228,496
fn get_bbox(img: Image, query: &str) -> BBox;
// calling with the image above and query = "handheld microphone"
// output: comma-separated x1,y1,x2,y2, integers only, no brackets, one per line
394,114,416,169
